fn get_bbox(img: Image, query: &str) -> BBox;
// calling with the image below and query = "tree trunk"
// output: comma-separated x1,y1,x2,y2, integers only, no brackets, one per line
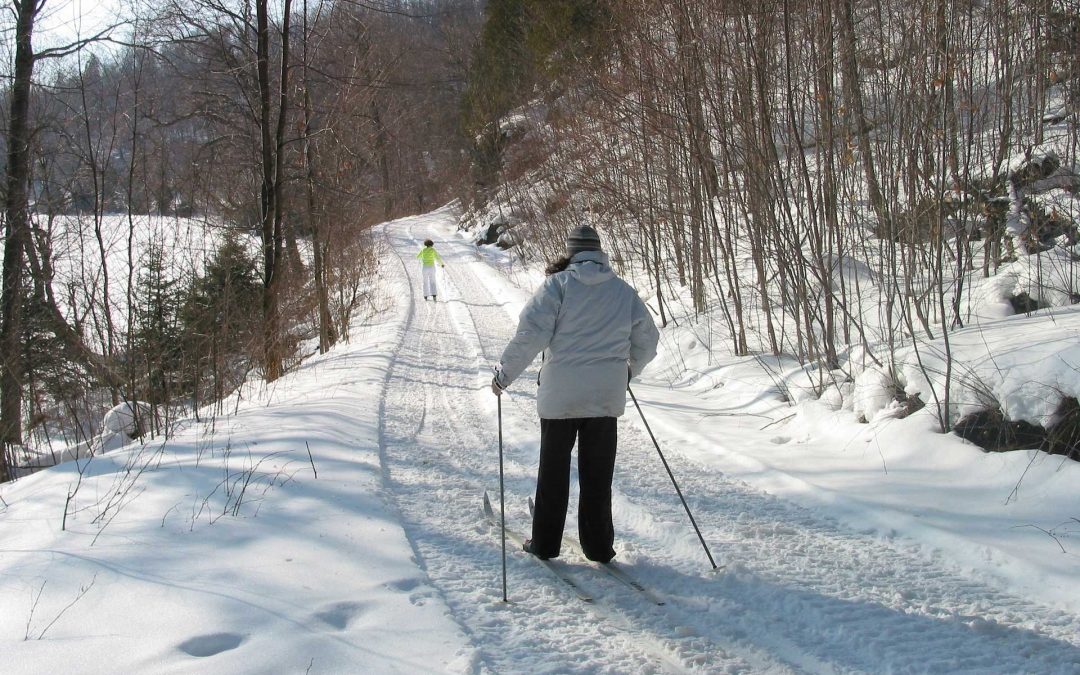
257,0,291,381
372,99,394,220
837,0,889,231
0,0,39,481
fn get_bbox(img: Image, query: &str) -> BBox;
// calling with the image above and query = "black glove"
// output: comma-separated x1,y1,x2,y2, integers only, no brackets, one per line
492,367,506,397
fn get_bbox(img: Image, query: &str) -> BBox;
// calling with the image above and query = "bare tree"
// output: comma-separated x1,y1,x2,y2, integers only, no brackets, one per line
0,0,41,481
1,0,119,480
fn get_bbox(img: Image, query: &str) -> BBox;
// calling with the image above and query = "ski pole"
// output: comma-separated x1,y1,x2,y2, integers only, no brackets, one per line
497,395,508,601
628,385,718,569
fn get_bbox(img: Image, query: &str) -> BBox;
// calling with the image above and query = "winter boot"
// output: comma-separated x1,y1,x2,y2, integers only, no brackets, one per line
522,539,552,560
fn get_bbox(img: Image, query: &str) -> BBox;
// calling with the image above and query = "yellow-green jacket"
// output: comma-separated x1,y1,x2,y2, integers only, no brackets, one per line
416,246,444,267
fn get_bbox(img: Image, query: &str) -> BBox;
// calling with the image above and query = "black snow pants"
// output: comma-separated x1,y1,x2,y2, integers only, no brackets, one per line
530,416,618,562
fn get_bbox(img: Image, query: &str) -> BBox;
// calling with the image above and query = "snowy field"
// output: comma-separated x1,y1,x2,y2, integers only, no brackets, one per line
1,205,1079,673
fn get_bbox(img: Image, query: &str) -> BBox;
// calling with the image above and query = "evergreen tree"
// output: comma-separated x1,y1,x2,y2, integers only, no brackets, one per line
461,0,613,203
179,235,261,402
463,0,530,133
461,0,530,199
131,243,184,405
523,0,613,78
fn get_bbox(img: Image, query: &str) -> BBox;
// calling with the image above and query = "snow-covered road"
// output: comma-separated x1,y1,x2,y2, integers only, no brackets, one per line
378,209,1080,673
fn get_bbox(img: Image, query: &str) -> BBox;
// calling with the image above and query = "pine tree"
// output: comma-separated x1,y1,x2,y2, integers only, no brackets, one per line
179,235,261,403
131,243,183,405
461,0,530,199
461,0,613,204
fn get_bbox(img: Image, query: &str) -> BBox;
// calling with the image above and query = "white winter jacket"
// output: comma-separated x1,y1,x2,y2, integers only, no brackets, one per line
496,251,659,419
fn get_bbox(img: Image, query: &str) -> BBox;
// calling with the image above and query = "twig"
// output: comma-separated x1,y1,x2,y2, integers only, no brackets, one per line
190,491,202,532
230,448,259,517
231,450,288,516
91,437,168,528
161,502,180,528
1005,450,1041,506
91,487,146,547
35,574,98,640
1012,524,1067,554
760,413,797,430
701,411,771,420
305,441,318,479
62,455,92,531
24,581,46,640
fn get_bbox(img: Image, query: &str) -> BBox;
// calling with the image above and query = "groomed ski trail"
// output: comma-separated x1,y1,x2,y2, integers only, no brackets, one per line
375,207,1080,674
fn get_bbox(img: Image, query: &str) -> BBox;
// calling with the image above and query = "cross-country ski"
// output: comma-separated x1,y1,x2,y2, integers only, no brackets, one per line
482,491,593,604
529,495,670,606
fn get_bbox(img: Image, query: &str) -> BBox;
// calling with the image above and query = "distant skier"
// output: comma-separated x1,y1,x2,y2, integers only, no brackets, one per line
491,225,659,563
416,239,445,301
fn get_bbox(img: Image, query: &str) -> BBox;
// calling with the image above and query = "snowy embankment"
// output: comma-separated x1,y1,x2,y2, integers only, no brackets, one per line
1,205,1078,673
0,212,474,673
629,259,1080,617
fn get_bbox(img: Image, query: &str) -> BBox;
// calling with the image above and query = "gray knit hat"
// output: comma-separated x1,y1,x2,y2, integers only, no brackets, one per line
566,225,602,257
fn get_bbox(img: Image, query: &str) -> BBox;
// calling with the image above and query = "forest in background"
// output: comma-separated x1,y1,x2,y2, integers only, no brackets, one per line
0,0,484,481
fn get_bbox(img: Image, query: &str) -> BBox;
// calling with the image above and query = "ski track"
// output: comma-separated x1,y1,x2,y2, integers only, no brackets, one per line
376,211,1080,674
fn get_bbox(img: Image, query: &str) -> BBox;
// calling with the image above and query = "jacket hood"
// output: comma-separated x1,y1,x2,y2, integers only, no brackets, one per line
567,250,614,286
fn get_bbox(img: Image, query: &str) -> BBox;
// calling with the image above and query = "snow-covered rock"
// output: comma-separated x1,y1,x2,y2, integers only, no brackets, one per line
99,400,153,452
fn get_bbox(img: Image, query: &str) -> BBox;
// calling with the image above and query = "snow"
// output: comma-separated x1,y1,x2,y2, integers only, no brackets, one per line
45,213,255,339
2,205,1079,673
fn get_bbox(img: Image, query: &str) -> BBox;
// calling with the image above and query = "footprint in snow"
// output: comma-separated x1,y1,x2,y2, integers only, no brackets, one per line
386,577,434,606
314,601,367,630
770,435,791,444
385,577,421,592
178,632,245,657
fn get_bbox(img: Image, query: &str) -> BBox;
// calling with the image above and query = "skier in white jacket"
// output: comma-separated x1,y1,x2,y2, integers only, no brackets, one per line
491,225,659,562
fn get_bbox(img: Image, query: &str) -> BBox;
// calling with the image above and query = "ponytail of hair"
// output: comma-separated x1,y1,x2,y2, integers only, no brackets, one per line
545,256,572,276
